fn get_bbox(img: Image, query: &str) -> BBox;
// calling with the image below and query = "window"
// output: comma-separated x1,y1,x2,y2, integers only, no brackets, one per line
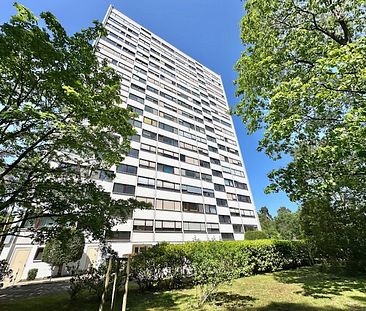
133,219,153,232
183,221,206,232
244,225,258,231
205,205,217,214
230,208,240,217
155,220,182,232
218,144,226,151
99,170,114,181
235,181,248,190
143,117,158,127
180,154,199,166
156,199,181,211
130,83,145,93
214,184,225,192
198,148,209,156
139,159,155,169
113,183,135,195
227,193,237,201
157,148,179,159
127,104,143,115
212,170,223,177
181,169,200,179
180,142,197,152
238,195,251,203
158,134,178,147
140,143,156,153
157,180,180,191
216,198,228,207
127,148,139,158
33,248,44,261
203,188,215,197
157,163,178,174
207,223,220,233
207,135,216,143
159,111,177,122
242,209,255,217
182,184,202,195
130,134,140,142
224,179,234,187
182,202,204,213
221,233,234,240
129,93,144,103
136,196,154,205
142,129,157,140
159,122,178,134
116,164,137,175
219,215,231,224
147,85,159,94
108,231,131,240
137,176,155,188
201,174,212,182
232,224,243,234
208,146,218,153
145,102,159,113
199,160,210,168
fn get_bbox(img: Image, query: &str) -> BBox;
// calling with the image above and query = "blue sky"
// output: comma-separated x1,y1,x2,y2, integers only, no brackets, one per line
0,0,297,216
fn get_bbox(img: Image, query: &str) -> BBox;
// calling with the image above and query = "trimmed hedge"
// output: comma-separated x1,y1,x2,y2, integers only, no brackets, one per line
131,239,313,291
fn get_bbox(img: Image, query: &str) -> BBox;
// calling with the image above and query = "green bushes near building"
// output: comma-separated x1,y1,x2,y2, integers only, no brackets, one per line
131,239,312,305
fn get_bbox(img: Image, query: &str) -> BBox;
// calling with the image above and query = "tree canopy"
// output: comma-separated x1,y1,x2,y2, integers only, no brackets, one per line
235,0,366,264
0,4,149,241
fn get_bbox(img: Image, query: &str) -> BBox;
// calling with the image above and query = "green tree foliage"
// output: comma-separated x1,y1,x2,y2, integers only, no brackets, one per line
235,0,366,265
245,230,268,240
42,228,85,276
258,206,301,240
257,206,278,238
0,4,149,241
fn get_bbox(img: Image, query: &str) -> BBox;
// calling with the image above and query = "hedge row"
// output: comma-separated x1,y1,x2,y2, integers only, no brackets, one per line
130,239,313,291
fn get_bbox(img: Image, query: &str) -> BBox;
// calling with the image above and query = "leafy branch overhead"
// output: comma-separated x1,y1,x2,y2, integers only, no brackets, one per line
0,3,149,241
235,0,366,265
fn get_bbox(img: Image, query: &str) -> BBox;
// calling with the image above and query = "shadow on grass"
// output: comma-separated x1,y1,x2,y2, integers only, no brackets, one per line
210,292,257,310
127,290,192,311
273,266,366,299
254,301,366,311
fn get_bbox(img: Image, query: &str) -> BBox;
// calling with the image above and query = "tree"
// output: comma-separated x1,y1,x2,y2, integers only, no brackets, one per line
257,207,278,238
42,228,85,276
257,206,301,240
275,207,301,240
0,4,149,241
235,0,366,265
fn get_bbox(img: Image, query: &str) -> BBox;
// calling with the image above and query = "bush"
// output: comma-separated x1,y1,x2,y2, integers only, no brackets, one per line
130,240,313,304
245,230,268,240
27,268,38,281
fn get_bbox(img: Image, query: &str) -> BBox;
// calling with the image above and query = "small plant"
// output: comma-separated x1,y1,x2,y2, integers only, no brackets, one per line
27,268,38,281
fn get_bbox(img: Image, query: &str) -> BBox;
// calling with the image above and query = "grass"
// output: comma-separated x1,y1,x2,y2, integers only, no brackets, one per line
1,266,366,310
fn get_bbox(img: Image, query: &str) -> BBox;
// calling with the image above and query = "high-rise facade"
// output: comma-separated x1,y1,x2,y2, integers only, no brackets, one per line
95,6,261,255
0,6,260,282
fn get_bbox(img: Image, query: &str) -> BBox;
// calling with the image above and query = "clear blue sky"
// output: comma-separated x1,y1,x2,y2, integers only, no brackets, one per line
0,0,298,216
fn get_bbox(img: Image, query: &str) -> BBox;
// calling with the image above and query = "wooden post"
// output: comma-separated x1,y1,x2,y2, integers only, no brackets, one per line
110,258,120,311
99,256,113,311
121,255,131,311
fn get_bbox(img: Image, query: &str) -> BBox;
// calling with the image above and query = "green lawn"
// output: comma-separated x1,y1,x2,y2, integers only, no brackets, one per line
1,266,366,310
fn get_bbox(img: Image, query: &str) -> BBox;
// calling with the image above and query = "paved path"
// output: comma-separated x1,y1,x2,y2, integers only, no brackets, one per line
0,280,69,302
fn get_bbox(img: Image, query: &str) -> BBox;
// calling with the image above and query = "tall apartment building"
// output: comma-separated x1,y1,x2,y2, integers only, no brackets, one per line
1,6,260,282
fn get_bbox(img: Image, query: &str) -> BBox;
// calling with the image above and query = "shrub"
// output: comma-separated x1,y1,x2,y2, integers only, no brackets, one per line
0,260,12,288
245,230,268,240
130,240,312,304
27,268,38,281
